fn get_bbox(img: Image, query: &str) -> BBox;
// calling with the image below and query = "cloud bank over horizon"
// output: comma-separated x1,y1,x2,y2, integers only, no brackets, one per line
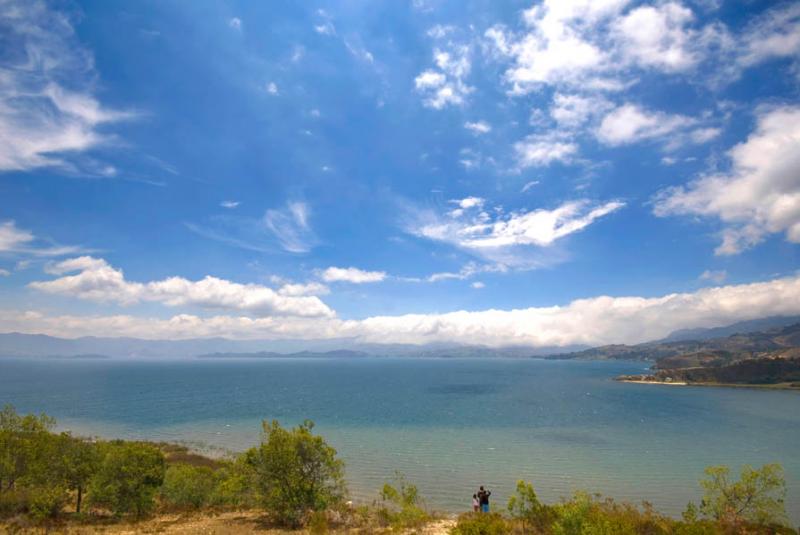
9,264,800,347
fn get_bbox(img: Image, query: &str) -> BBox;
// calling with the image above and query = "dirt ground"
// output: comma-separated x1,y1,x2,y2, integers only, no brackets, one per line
1,512,457,534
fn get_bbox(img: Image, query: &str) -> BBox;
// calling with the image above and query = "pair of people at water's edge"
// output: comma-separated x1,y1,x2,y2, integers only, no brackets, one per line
472,486,491,512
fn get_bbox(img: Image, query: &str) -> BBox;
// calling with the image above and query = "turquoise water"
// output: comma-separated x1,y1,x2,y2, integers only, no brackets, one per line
1,357,799,522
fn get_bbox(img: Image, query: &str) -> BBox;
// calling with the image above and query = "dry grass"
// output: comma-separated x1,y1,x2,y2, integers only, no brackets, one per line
1,512,456,534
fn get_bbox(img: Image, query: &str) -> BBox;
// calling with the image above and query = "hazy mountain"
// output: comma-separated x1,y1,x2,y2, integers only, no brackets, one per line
0,332,585,359
659,315,800,342
548,319,800,366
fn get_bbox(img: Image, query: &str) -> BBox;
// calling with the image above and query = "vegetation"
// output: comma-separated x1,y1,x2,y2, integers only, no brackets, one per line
244,418,346,527
0,405,797,534
376,472,431,531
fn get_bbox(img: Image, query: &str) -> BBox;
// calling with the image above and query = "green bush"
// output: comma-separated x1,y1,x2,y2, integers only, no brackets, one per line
507,479,555,532
698,464,788,527
160,464,216,509
551,492,672,535
88,441,165,518
451,512,511,535
377,473,430,531
245,419,345,527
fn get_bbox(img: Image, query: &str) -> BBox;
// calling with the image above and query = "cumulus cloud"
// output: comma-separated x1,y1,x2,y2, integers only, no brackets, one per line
220,200,240,209
228,17,242,30
265,82,279,95
30,256,334,318
320,267,387,284
0,0,135,173
415,43,472,109
464,121,492,134
0,268,10,276
699,269,727,284
596,104,695,146
550,93,612,129
263,201,316,253
514,134,578,167
653,105,800,255
7,275,800,347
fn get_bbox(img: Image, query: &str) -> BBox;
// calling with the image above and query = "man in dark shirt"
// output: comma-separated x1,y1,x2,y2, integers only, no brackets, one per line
477,485,491,513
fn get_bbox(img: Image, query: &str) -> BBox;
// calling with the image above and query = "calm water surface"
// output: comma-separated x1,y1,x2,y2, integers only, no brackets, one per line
1,357,799,522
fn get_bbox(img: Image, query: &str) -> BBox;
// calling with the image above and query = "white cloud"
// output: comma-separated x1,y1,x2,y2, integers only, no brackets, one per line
0,1,135,173
0,220,87,257
7,275,800,347
0,268,10,277
410,198,624,267
484,0,629,94
228,17,242,30
690,127,721,144
699,269,727,284
414,44,472,109
464,121,492,134
653,105,800,255
314,21,336,36
514,135,578,167
612,2,700,72
427,25,455,39
426,262,506,283
30,256,334,318
471,281,485,289
596,104,694,146
320,267,387,284
737,4,800,68
550,93,612,128
266,82,279,95
277,282,330,297
521,181,540,192
220,201,240,209
263,201,316,253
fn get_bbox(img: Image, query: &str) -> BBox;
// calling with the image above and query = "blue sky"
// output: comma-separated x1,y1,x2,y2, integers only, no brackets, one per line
0,0,799,347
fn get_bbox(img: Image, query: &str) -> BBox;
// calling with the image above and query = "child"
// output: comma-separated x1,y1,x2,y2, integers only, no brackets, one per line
472,493,479,512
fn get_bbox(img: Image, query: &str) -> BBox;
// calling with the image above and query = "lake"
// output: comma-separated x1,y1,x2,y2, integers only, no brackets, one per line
1,357,799,522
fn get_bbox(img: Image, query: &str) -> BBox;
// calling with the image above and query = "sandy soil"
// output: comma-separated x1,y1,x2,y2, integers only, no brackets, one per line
2,512,457,534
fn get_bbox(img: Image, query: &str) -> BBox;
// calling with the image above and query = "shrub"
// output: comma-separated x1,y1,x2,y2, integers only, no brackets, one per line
451,512,511,535
245,419,346,527
507,479,555,532
88,441,165,518
160,464,216,509
698,464,788,527
377,473,430,531
551,492,672,535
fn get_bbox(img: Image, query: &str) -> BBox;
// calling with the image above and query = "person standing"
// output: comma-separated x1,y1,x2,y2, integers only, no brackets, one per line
478,486,491,513
472,493,479,512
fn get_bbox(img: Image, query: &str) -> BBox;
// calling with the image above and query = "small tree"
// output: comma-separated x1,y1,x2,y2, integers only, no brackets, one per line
161,464,216,509
57,434,99,514
245,419,345,527
699,464,787,526
508,480,552,532
378,472,429,530
88,441,165,518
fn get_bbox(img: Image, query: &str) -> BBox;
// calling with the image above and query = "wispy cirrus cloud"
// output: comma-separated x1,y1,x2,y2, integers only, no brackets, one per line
0,0,136,174
0,220,90,257
407,196,624,268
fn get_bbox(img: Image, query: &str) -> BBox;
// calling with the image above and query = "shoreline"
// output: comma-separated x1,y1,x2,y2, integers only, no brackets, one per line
616,378,800,391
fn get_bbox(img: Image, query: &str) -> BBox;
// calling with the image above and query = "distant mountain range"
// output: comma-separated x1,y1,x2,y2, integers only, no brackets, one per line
548,316,800,367
2,315,800,361
0,332,582,359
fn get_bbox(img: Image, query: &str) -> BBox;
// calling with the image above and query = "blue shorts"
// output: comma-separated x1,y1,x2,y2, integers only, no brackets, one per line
481,503,489,513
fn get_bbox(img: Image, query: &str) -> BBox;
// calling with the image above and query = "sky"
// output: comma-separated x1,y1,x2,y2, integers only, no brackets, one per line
0,0,799,348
